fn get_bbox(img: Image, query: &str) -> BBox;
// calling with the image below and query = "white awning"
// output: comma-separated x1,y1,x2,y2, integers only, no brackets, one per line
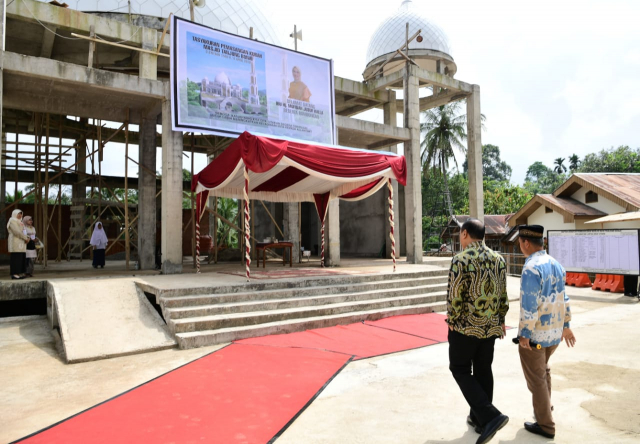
584,211,640,224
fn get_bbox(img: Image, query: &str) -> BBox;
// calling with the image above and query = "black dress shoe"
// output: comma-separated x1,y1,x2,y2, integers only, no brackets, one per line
476,414,509,444
524,422,554,439
467,415,482,434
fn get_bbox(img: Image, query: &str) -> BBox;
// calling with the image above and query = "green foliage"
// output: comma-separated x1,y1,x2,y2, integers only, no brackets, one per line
553,157,567,174
578,146,640,173
463,144,512,183
569,154,580,172
232,104,242,113
216,198,239,248
483,184,532,215
186,79,200,103
420,102,468,177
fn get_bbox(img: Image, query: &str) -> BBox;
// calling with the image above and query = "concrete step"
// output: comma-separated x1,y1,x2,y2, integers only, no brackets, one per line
169,291,447,333
160,275,448,309
165,283,448,320
174,300,447,349
155,269,449,298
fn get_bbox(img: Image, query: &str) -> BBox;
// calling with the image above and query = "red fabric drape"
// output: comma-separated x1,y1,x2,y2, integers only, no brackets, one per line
339,178,383,200
192,132,407,193
313,192,331,222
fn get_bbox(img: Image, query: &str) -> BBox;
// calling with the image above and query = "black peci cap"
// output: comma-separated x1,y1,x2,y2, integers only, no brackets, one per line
518,224,544,238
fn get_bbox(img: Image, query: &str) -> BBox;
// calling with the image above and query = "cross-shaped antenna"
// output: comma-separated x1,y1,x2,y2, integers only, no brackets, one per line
289,25,303,51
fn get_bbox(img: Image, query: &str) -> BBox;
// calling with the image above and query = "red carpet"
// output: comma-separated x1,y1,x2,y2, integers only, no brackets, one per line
236,322,438,360
16,313,450,444
16,345,350,444
364,313,450,342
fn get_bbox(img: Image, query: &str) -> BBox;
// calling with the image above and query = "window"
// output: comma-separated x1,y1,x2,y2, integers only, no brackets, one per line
545,206,553,213
585,191,598,203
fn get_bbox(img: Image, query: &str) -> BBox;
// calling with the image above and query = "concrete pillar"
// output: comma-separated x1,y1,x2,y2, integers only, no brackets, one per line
325,199,340,266
0,134,6,242
283,202,300,263
137,117,157,269
136,29,158,270
161,82,183,274
383,90,401,259
403,64,423,263
467,85,484,221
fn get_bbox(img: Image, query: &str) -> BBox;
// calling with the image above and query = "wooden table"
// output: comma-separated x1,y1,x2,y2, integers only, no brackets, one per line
255,242,293,268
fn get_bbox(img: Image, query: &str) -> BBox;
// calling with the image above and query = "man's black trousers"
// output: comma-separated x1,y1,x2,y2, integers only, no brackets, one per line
448,329,502,427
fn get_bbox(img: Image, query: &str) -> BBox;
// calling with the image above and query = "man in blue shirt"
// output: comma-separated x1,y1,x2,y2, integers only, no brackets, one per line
517,225,576,439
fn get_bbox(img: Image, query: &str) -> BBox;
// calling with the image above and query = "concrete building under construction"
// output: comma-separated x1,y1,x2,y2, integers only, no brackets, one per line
0,0,484,274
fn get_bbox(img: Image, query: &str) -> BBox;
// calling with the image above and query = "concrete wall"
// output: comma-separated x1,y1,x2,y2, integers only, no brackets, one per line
527,205,576,235
339,188,386,257
570,188,628,215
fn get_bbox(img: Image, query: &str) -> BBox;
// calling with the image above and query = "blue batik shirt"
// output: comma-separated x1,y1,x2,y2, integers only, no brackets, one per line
519,250,571,347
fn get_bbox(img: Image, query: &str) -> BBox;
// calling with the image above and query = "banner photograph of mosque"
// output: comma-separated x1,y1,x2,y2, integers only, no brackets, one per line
171,17,336,144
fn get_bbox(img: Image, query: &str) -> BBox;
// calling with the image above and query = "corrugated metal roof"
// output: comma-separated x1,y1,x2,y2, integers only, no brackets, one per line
559,173,640,210
537,194,606,217
584,211,640,224
448,215,512,235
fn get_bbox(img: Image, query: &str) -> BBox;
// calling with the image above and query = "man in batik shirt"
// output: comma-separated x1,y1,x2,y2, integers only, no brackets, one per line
447,219,510,444
517,225,576,440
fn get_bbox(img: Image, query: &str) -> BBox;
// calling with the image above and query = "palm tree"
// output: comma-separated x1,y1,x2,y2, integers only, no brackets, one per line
553,158,567,174
569,154,580,172
420,102,468,179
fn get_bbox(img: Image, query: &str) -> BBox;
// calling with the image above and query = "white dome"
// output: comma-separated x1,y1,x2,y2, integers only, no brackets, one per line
366,0,453,67
214,72,231,85
71,0,282,45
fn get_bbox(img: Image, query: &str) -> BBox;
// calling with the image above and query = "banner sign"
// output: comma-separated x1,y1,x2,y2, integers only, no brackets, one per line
170,16,336,144
548,229,640,275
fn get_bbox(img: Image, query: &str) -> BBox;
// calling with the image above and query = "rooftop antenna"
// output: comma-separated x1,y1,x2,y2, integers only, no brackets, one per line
289,25,302,51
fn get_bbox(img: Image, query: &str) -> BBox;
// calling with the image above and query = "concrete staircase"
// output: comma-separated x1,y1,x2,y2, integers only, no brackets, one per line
155,269,450,349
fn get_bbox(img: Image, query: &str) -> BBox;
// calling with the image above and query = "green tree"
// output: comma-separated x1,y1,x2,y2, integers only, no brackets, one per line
420,102,468,179
578,146,640,173
523,161,566,195
483,184,532,215
569,154,580,172
463,144,512,183
553,157,567,174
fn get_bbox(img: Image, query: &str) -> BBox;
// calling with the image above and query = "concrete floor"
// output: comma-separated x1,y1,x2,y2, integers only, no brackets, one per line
1,277,639,443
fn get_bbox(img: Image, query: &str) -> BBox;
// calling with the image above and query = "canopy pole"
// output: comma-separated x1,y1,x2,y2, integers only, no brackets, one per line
388,179,396,272
321,219,325,268
244,167,251,280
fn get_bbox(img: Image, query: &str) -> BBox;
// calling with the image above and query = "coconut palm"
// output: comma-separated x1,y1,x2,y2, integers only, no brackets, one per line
569,154,580,172
553,157,567,174
420,102,468,179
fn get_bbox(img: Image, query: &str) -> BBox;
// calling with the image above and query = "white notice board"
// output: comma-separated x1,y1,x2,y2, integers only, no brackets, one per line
548,229,640,275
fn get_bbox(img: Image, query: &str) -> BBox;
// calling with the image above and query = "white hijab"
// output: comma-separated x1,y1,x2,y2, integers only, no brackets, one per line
90,221,109,249
7,209,23,230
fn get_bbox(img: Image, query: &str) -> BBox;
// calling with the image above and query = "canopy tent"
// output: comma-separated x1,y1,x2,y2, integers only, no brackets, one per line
191,132,407,278
584,211,640,226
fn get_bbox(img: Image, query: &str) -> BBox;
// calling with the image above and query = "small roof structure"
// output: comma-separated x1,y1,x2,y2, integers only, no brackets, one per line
192,132,407,276
555,173,640,211
584,211,640,225
510,194,606,226
444,215,513,237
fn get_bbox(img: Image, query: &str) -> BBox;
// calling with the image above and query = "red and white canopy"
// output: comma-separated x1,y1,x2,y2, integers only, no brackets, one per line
192,131,406,206
191,132,406,276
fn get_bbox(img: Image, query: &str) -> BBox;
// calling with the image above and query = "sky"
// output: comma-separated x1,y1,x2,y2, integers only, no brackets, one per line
262,0,640,184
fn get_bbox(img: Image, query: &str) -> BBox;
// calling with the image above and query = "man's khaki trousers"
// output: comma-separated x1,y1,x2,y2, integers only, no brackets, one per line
519,344,559,435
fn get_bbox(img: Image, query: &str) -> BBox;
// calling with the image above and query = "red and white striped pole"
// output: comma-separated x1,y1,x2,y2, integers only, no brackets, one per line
321,220,325,268
195,214,201,273
388,179,396,272
244,167,251,280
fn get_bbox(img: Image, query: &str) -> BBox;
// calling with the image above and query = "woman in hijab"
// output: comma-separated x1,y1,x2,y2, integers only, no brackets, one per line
23,215,38,277
7,209,29,279
90,221,108,269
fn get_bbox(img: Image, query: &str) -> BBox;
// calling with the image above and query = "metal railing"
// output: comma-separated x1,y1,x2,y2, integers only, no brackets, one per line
503,253,526,277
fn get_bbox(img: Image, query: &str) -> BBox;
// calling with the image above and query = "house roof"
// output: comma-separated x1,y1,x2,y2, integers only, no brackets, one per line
509,173,640,227
509,194,606,227
555,173,640,211
445,214,513,236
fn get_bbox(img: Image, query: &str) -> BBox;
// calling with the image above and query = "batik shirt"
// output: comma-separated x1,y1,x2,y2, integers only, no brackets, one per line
446,240,509,339
519,250,571,347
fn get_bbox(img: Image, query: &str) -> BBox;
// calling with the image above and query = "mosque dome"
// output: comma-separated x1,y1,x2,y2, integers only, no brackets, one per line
364,0,456,79
71,0,282,45
214,72,231,85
